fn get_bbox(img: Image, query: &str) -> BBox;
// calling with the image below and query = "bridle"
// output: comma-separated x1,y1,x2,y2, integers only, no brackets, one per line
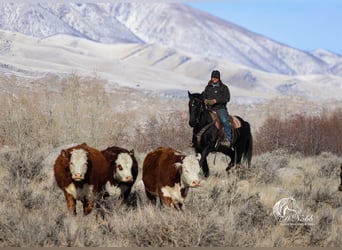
189,96,216,143
189,96,205,127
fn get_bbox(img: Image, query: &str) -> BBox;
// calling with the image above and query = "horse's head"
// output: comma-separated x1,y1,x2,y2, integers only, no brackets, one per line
188,91,204,127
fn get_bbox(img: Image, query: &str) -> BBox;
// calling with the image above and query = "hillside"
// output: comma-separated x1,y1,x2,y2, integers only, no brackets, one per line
1,2,341,76
1,31,342,103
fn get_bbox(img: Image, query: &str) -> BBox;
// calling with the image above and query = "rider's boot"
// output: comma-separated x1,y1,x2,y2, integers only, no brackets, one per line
220,137,231,148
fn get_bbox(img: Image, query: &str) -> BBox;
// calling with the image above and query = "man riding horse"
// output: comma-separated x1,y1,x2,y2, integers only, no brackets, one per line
188,70,253,177
202,70,232,148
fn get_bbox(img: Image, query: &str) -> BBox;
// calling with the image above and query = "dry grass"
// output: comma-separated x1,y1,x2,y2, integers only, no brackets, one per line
0,73,341,247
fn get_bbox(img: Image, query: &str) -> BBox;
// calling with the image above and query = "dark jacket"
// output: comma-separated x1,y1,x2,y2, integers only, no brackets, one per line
202,80,230,111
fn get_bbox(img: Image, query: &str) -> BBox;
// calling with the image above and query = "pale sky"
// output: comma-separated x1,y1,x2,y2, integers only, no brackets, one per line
187,0,342,55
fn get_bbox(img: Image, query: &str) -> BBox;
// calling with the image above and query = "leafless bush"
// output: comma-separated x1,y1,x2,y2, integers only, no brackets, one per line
254,109,342,156
252,149,289,184
316,152,341,178
132,111,190,152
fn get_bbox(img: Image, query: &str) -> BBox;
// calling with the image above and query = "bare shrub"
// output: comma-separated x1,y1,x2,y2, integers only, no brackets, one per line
316,152,341,178
132,110,190,152
309,212,333,246
252,149,289,184
254,109,342,156
231,194,274,246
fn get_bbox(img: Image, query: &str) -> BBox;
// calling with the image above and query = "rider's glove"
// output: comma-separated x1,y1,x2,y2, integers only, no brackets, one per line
204,99,216,105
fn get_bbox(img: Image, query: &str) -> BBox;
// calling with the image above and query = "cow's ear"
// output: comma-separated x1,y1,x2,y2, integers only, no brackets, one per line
175,162,183,169
129,149,134,156
61,149,69,158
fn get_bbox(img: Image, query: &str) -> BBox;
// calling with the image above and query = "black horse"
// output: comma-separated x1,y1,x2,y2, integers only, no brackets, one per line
188,91,253,177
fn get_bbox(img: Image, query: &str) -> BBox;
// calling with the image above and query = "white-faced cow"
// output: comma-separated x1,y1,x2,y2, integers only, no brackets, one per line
101,146,138,204
53,143,111,215
142,147,201,210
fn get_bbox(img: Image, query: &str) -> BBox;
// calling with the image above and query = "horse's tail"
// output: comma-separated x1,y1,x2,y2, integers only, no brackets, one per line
243,121,253,167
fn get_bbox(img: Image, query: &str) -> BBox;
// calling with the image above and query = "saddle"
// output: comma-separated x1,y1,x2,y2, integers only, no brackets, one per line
209,111,241,147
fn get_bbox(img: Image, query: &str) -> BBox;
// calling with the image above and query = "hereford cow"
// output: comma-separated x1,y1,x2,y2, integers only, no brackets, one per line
142,147,201,210
339,164,342,191
53,143,111,215
101,146,138,204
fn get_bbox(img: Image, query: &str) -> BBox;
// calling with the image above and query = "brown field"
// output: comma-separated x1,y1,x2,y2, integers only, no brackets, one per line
0,74,341,247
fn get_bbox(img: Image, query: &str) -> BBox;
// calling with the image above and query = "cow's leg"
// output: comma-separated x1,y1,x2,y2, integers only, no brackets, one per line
64,191,77,215
119,184,131,204
83,192,95,215
160,195,173,208
83,199,94,215
95,191,108,219
155,188,173,208
175,203,183,211
145,190,157,205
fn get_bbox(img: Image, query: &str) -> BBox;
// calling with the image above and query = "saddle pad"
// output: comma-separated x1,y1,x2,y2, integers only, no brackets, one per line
232,116,241,129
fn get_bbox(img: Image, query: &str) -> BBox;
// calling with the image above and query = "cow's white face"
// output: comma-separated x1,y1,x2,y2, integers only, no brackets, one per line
69,148,88,181
114,152,133,182
180,153,201,187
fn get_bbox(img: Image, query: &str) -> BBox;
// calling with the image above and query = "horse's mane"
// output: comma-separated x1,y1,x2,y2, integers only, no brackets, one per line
190,92,212,126
191,92,203,99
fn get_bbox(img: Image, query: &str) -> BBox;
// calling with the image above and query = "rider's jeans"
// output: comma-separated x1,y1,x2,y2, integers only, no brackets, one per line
216,108,232,142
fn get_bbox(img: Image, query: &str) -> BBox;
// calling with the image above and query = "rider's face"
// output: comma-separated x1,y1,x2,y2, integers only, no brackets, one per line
211,77,219,83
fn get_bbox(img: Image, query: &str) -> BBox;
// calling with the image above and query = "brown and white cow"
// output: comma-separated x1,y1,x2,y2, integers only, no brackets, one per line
101,146,138,203
142,147,201,210
53,143,111,215
339,164,342,191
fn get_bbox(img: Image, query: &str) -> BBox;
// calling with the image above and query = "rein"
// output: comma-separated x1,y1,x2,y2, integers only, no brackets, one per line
192,97,217,144
196,118,216,144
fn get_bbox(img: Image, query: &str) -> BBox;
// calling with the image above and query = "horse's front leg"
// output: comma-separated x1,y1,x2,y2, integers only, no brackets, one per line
199,145,211,178
224,148,235,173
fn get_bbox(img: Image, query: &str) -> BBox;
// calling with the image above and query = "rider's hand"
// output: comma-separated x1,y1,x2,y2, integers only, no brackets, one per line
204,99,216,105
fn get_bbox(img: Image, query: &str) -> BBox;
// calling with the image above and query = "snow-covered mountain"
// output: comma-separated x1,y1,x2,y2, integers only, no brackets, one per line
1,30,342,102
0,2,341,76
